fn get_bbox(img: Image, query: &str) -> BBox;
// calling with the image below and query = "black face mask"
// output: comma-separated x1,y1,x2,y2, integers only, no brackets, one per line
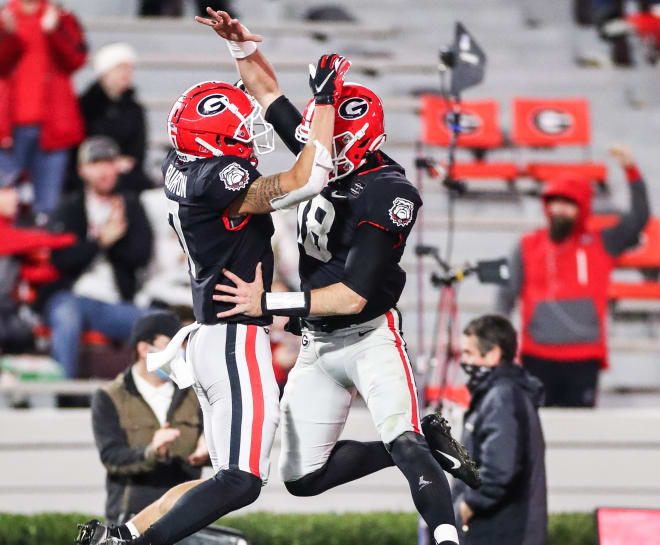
549,216,576,242
460,362,494,393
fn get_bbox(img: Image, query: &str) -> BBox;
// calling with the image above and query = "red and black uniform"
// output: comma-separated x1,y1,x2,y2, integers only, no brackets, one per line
496,167,649,406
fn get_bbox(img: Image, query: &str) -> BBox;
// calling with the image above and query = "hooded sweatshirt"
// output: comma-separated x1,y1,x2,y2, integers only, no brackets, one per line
496,167,649,367
453,364,547,545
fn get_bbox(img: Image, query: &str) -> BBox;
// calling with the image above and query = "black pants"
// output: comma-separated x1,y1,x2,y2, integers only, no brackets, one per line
522,355,600,407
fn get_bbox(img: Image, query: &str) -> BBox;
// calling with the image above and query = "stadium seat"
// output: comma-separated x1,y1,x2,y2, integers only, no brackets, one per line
511,98,608,185
420,96,518,183
626,13,660,50
588,215,660,302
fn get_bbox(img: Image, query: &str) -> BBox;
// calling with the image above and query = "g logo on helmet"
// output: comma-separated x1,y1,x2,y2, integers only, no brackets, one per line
338,97,369,120
533,108,573,135
219,163,249,191
389,197,414,228
197,94,228,117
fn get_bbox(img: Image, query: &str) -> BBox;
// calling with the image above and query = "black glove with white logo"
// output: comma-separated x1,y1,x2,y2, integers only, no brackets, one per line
309,53,351,105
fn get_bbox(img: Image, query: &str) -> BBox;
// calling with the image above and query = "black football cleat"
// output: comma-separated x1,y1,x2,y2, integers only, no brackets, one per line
421,412,481,489
75,520,118,545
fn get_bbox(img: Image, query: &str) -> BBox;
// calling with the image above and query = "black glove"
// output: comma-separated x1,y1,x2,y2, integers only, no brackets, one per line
308,53,351,105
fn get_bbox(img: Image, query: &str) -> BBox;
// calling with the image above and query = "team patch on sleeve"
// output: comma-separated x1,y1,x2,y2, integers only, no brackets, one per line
389,197,415,227
219,162,250,191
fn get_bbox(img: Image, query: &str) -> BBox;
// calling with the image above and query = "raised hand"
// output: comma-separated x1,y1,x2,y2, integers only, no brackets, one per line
309,53,351,105
194,7,262,43
608,143,635,168
213,262,264,318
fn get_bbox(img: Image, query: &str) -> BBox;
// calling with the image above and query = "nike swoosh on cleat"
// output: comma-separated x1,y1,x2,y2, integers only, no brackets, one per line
331,190,348,199
436,450,461,470
315,71,335,93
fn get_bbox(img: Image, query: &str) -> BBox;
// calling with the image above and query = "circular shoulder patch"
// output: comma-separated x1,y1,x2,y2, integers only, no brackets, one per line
389,197,415,227
219,162,249,191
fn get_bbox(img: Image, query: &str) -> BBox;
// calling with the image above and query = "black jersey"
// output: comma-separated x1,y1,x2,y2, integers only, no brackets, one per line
162,149,274,325
298,155,422,328
264,96,422,329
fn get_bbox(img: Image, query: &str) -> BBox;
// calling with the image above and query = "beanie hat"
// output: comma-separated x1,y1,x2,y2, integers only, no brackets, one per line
93,42,137,76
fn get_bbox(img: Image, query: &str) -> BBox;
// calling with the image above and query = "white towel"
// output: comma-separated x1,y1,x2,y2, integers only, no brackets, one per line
146,322,202,388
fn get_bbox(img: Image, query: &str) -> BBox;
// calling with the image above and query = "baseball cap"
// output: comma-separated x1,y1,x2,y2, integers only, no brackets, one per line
129,311,182,352
78,136,120,165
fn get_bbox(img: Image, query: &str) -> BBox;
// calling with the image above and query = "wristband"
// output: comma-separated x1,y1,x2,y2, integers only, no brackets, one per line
225,38,257,59
624,165,641,183
261,290,311,317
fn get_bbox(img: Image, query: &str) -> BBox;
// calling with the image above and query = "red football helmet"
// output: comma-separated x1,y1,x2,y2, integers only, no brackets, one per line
167,81,274,161
295,83,387,180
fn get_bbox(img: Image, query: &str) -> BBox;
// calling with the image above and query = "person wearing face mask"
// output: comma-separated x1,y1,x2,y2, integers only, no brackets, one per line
454,315,547,545
495,144,649,407
91,311,209,526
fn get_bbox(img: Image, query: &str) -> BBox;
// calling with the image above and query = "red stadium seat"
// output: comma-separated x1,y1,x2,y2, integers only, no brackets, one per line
626,13,660,49
420,96,517,183
511,98,608,184
588,216,660,302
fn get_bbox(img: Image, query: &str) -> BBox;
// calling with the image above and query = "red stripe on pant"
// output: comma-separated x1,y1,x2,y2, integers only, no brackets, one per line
386,311,420,433
245,325,265,478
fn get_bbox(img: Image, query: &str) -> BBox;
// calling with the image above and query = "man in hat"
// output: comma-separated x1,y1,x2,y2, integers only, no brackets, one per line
44,135,153,378
496,145,650,407
91,311,208,525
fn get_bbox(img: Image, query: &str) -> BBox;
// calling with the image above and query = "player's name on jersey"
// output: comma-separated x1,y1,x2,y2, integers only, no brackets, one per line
165,163,188,198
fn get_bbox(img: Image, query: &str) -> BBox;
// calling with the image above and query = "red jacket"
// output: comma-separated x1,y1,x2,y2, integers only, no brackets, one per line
0,0,86,151
521,176,614,366
496,168,649,369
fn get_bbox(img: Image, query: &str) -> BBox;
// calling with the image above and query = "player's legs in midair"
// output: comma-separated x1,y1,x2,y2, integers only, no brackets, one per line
119,324,279,545
279,332,394,494
347,310,458,545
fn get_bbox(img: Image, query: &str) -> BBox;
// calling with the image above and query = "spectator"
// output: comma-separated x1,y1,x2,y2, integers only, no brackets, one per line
0,0,86,221
495,145,649,407
92,311,208,524
78,42,153,195
455,315,547,545
44,136,153,378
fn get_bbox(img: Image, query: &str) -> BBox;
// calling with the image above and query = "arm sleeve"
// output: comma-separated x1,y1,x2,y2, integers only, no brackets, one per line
342,223,399,299
602,170,650,256
91,390,159,476
0,31,23,76
107,195,153,269
494,242,523,316
463,386,523,512
45,12,87,73
48,203,100,276
201,156,263,211
265,95,304,156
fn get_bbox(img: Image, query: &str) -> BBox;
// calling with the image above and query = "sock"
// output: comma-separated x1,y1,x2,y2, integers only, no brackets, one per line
109,524,134,541
126,521,140,538
284,440,394,496
390,432,458,545
131,469,261,545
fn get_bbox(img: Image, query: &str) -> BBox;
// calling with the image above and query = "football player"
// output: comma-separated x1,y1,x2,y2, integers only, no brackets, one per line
75,52,350,545
201,9,479,545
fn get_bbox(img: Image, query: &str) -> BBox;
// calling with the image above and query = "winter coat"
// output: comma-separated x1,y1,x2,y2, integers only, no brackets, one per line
0,0,86,150
453,364,547,545
92,367,202,522
45,190,153,302
496,167,649,367
79,82,153,193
